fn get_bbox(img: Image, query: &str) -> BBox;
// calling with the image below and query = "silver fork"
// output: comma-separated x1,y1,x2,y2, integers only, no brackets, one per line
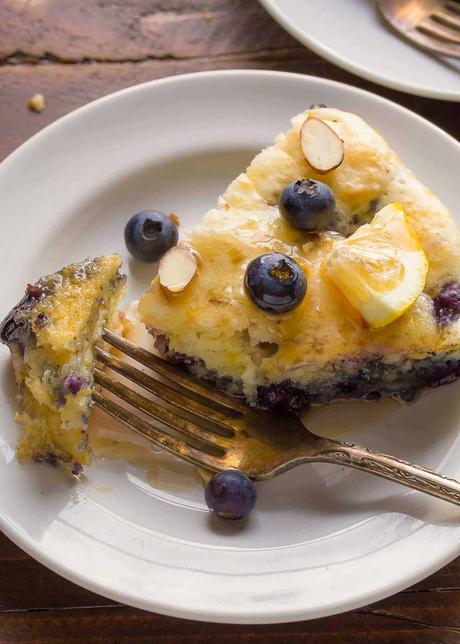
93,328,460,506
377,0,460,58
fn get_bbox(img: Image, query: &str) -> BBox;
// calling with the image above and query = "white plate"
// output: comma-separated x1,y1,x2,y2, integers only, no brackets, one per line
260,0,460,101
1,70,460,624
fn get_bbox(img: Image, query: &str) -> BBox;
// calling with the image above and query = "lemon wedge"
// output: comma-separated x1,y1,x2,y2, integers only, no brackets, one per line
325,203,428,328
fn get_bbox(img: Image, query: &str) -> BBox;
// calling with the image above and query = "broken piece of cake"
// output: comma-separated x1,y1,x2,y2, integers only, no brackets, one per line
139,107,460,412
0,255,125,472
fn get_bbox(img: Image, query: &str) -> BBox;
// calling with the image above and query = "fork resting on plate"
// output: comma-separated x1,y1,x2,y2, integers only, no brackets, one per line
377,0,460,58
93,328,460,507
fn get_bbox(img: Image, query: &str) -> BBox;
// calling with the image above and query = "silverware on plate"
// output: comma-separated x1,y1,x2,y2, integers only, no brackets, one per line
377,0,460,57
93,327,460,506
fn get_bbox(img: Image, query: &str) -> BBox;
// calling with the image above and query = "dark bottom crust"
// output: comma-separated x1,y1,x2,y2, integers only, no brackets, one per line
255,358,460,413
156,336,460,414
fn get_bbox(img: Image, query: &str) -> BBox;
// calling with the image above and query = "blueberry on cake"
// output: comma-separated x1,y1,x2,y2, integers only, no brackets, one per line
139,107,460,413
0,255,125,472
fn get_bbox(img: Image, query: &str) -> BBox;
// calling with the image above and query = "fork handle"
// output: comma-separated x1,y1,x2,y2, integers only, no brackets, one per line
314,440,460,506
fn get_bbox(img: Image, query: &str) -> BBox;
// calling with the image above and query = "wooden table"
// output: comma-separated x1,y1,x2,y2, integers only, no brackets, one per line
1,2,459,641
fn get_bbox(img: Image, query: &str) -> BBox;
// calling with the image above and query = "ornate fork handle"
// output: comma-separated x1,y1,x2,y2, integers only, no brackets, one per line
315,440,460,506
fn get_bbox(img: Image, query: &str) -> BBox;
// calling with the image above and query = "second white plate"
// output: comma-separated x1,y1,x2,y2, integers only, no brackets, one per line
260,0,460,101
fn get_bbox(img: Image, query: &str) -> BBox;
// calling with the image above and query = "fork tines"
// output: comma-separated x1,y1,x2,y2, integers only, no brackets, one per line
418,1,460,47
378,0,460,58
92,388,225,472
101,328,246,414
92,328,246,472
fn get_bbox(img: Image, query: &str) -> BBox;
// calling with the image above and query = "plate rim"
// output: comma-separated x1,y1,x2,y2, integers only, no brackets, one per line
2,514,460,624
1,69,460,623
259,0,460,102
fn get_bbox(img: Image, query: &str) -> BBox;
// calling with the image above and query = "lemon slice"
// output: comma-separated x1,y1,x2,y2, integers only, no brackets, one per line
325,203,428,328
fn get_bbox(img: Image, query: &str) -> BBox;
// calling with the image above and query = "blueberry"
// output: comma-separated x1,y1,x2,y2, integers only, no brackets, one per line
433,282,460,325
244,252,307,314
26,283,46,300
34,312,50,330
0,285,46,347
279,179,336,231
205,469,256,520
60,373,83,400
124,210,178,262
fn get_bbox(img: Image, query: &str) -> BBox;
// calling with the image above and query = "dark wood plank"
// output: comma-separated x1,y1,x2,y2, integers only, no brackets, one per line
0,0,460,641
1,602,460,644
0,0,295,62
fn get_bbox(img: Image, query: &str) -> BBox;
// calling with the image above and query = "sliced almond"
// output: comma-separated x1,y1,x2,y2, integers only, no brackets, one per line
300,117,344,175
180,243,202,267
158,246,198,294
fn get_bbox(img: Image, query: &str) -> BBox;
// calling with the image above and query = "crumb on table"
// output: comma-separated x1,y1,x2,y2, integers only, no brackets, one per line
28,93,45,112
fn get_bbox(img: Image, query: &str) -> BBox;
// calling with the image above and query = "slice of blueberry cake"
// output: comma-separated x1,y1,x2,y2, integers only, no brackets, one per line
139,107,460,413
0,255,125,472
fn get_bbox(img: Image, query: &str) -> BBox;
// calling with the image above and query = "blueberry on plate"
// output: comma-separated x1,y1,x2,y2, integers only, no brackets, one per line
205,469,257,520
279,179,336,231
244,252,307,314
124,210,179,262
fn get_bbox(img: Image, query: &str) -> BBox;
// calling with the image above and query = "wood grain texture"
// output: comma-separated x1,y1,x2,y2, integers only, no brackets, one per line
0,1,460,642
